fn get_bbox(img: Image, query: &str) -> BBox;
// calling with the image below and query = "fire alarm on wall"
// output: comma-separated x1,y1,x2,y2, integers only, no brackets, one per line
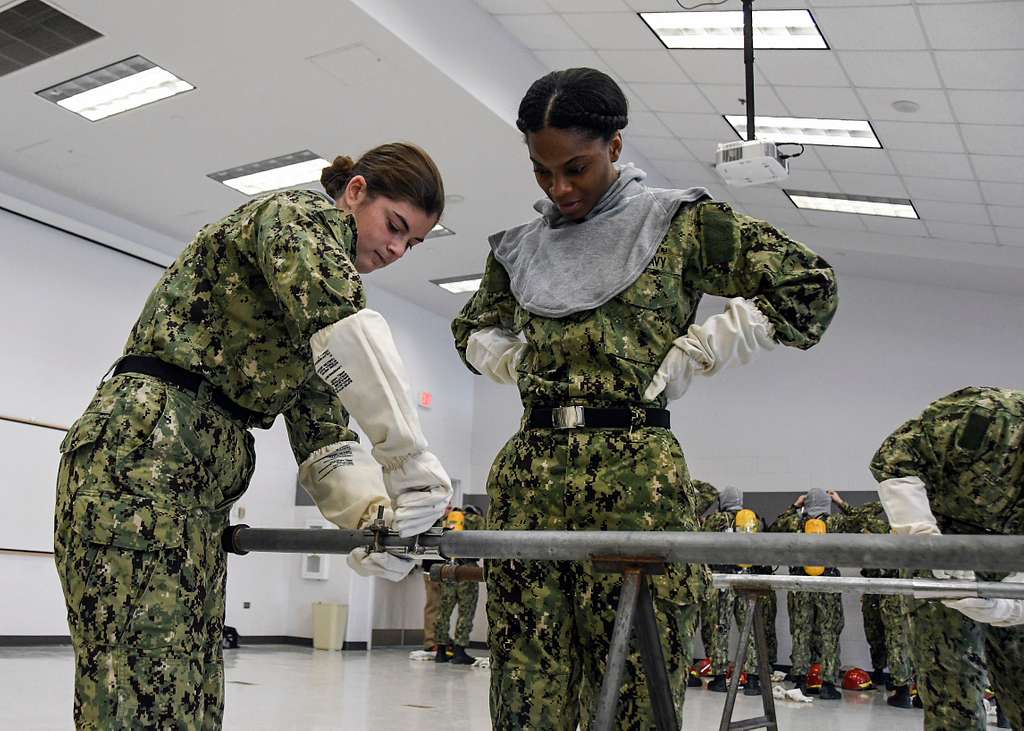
418,391,433,409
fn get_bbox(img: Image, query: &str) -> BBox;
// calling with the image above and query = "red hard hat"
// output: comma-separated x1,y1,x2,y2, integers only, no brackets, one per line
842,667,873,691
805,663,823,689
698,658,713,676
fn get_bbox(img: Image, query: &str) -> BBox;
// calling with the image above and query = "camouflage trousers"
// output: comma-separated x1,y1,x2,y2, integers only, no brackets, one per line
710,589,758,675
787,590,844,684
485,426,707,731
908,592,1024,730
53,375,255,730
862,593,913,686
699,585,717,660
435,571,480,647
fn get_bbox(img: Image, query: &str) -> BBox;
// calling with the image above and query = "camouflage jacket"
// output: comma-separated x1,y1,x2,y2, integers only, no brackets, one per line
769,505,847,576
870,386,1024,536
452,201,838,410
122,190,364,462
692,479,721,521
838,500,896,578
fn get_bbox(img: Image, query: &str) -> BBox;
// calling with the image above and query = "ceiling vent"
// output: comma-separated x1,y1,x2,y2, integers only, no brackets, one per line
0,0,100,78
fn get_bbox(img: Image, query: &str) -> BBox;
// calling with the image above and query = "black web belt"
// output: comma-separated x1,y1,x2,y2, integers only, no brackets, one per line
526,405,670,430
113,355,266,428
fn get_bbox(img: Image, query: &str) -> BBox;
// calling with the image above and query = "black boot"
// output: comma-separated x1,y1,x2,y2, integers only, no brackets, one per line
687,670,703,687
743,675,761,696
818,682,841,700
887,685,913,709
434,644,449,663
800,681,820,696
997,703,1011,729
449,645,475,665
707,675,729,692
870,668,885,687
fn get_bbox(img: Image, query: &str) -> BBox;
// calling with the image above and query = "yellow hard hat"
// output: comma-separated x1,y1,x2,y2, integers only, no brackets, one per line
447,510,465,531
804,517,827,576
735,509,760,534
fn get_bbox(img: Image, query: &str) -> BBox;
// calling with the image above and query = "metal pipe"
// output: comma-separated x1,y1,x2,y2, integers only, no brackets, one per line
429,563,484,584
223,526,1024,573
742,0,756,142
713,573,1024,600
593,570,642,731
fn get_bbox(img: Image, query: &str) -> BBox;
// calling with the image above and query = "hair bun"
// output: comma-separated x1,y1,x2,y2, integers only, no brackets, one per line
321,155,355,199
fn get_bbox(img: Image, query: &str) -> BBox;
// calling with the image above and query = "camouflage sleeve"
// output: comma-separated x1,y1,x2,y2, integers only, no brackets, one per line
464,512,485,531
682,201,838,350
691,479,720,516
249,193,366,341
451,252,518,372
768,506,801,533
282,375,358,464
869,414,938,485
701,511,730,533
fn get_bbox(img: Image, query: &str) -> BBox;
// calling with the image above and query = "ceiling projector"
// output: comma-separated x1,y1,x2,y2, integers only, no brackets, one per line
715,140,789,187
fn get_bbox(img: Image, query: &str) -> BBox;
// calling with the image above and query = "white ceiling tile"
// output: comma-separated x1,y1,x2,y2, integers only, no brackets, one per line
863,217,929,236
904,176,983,204
476,0,552,13
889,151,975,180
562,12,660,50
547,0,630,11
739,206,808,227
728,186,793,208
816,147,896,175
670,50,761,85
813,6,928,50
703,184,737,205
919,2,1024,50
598,50,689,83
630,135,695,161
628,83,715,114
497,14,588,50
798,210,868,231
858,88,954,123
836,51,941,89
989,206,1024,229
934,51,1024,91
754,52,849,88
832,172,908,197
533,49,612,73
780,170,840,193
773,86,866,118
810,0,913,6
651,159,717,187
926,221,997,244
701,85,788,116
659,112,736,140
980,181,1024,207
913,200,990,225
790,147,826,171
971,155,1024,184
872,121,964,153
681,138,722,164
960,125,1023,156
623,0,683,9
996,228,1024,247
629,110,673,137
948,91,1024,126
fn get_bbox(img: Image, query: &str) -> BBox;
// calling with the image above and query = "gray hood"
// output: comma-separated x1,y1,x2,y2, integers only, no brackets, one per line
718,485,744,513
805,488,832,518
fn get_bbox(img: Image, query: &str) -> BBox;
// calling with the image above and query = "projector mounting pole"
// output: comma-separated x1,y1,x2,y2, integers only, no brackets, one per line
743,0,756,142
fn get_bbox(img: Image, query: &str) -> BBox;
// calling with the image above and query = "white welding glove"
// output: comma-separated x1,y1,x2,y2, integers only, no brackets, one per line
878,476,974,581
310,309,452,537
466,327,528,385
347,547,416,582
297,441,391,530
943,573,1024,627
644,298,775,401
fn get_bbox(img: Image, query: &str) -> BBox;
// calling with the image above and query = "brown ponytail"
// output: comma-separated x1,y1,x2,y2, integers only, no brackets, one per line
321,143,444,218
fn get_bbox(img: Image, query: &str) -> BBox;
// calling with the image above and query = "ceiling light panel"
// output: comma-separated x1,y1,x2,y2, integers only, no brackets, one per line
431,275,483,294
208,151,329,196
640,10,827,50
786,190,918,219
725,115,881,148
37,55,194,121
428,223,455,239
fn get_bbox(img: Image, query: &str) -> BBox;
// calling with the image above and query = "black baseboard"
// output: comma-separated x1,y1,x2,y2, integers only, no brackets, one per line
0,635,72,646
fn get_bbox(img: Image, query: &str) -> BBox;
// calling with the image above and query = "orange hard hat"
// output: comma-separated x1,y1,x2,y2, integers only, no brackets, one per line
805,663,823,689
842,667,873,691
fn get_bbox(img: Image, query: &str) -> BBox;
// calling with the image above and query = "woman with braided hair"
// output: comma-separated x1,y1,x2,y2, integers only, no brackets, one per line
452,67,838,729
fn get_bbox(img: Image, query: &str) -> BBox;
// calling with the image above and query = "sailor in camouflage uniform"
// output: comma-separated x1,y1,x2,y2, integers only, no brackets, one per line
53,144,453,730
434,506,485,664
451,68,837,730
692,479,723,670
871,386,1024,730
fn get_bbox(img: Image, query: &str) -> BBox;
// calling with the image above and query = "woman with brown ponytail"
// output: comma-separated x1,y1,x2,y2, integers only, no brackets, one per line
54,142,453,730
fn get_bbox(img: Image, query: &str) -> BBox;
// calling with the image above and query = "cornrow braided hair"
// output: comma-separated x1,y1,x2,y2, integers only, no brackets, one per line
516,67,628,141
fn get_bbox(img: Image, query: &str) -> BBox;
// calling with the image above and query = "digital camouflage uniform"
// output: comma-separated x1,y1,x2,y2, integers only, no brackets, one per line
435,511,484,647
692,480,722,659
770,506,846,685
839,501,913,686
54,190,366,730
870,387,1024,730
452,200,837,730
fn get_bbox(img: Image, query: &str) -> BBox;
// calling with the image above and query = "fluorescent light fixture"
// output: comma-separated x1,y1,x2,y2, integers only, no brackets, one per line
724,115,881,148
640,9,827,49
37,55,193,121
785,190,918,219
431,275,483,294
428,223,455,239
208,151,330,195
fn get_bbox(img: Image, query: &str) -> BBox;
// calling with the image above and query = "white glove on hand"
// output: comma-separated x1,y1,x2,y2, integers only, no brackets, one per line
385,450,451,537
466,327,528,385
346,547,416,582
644,298,775,401
297,441,390,530
877,476,941,535
943,573,1024,626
